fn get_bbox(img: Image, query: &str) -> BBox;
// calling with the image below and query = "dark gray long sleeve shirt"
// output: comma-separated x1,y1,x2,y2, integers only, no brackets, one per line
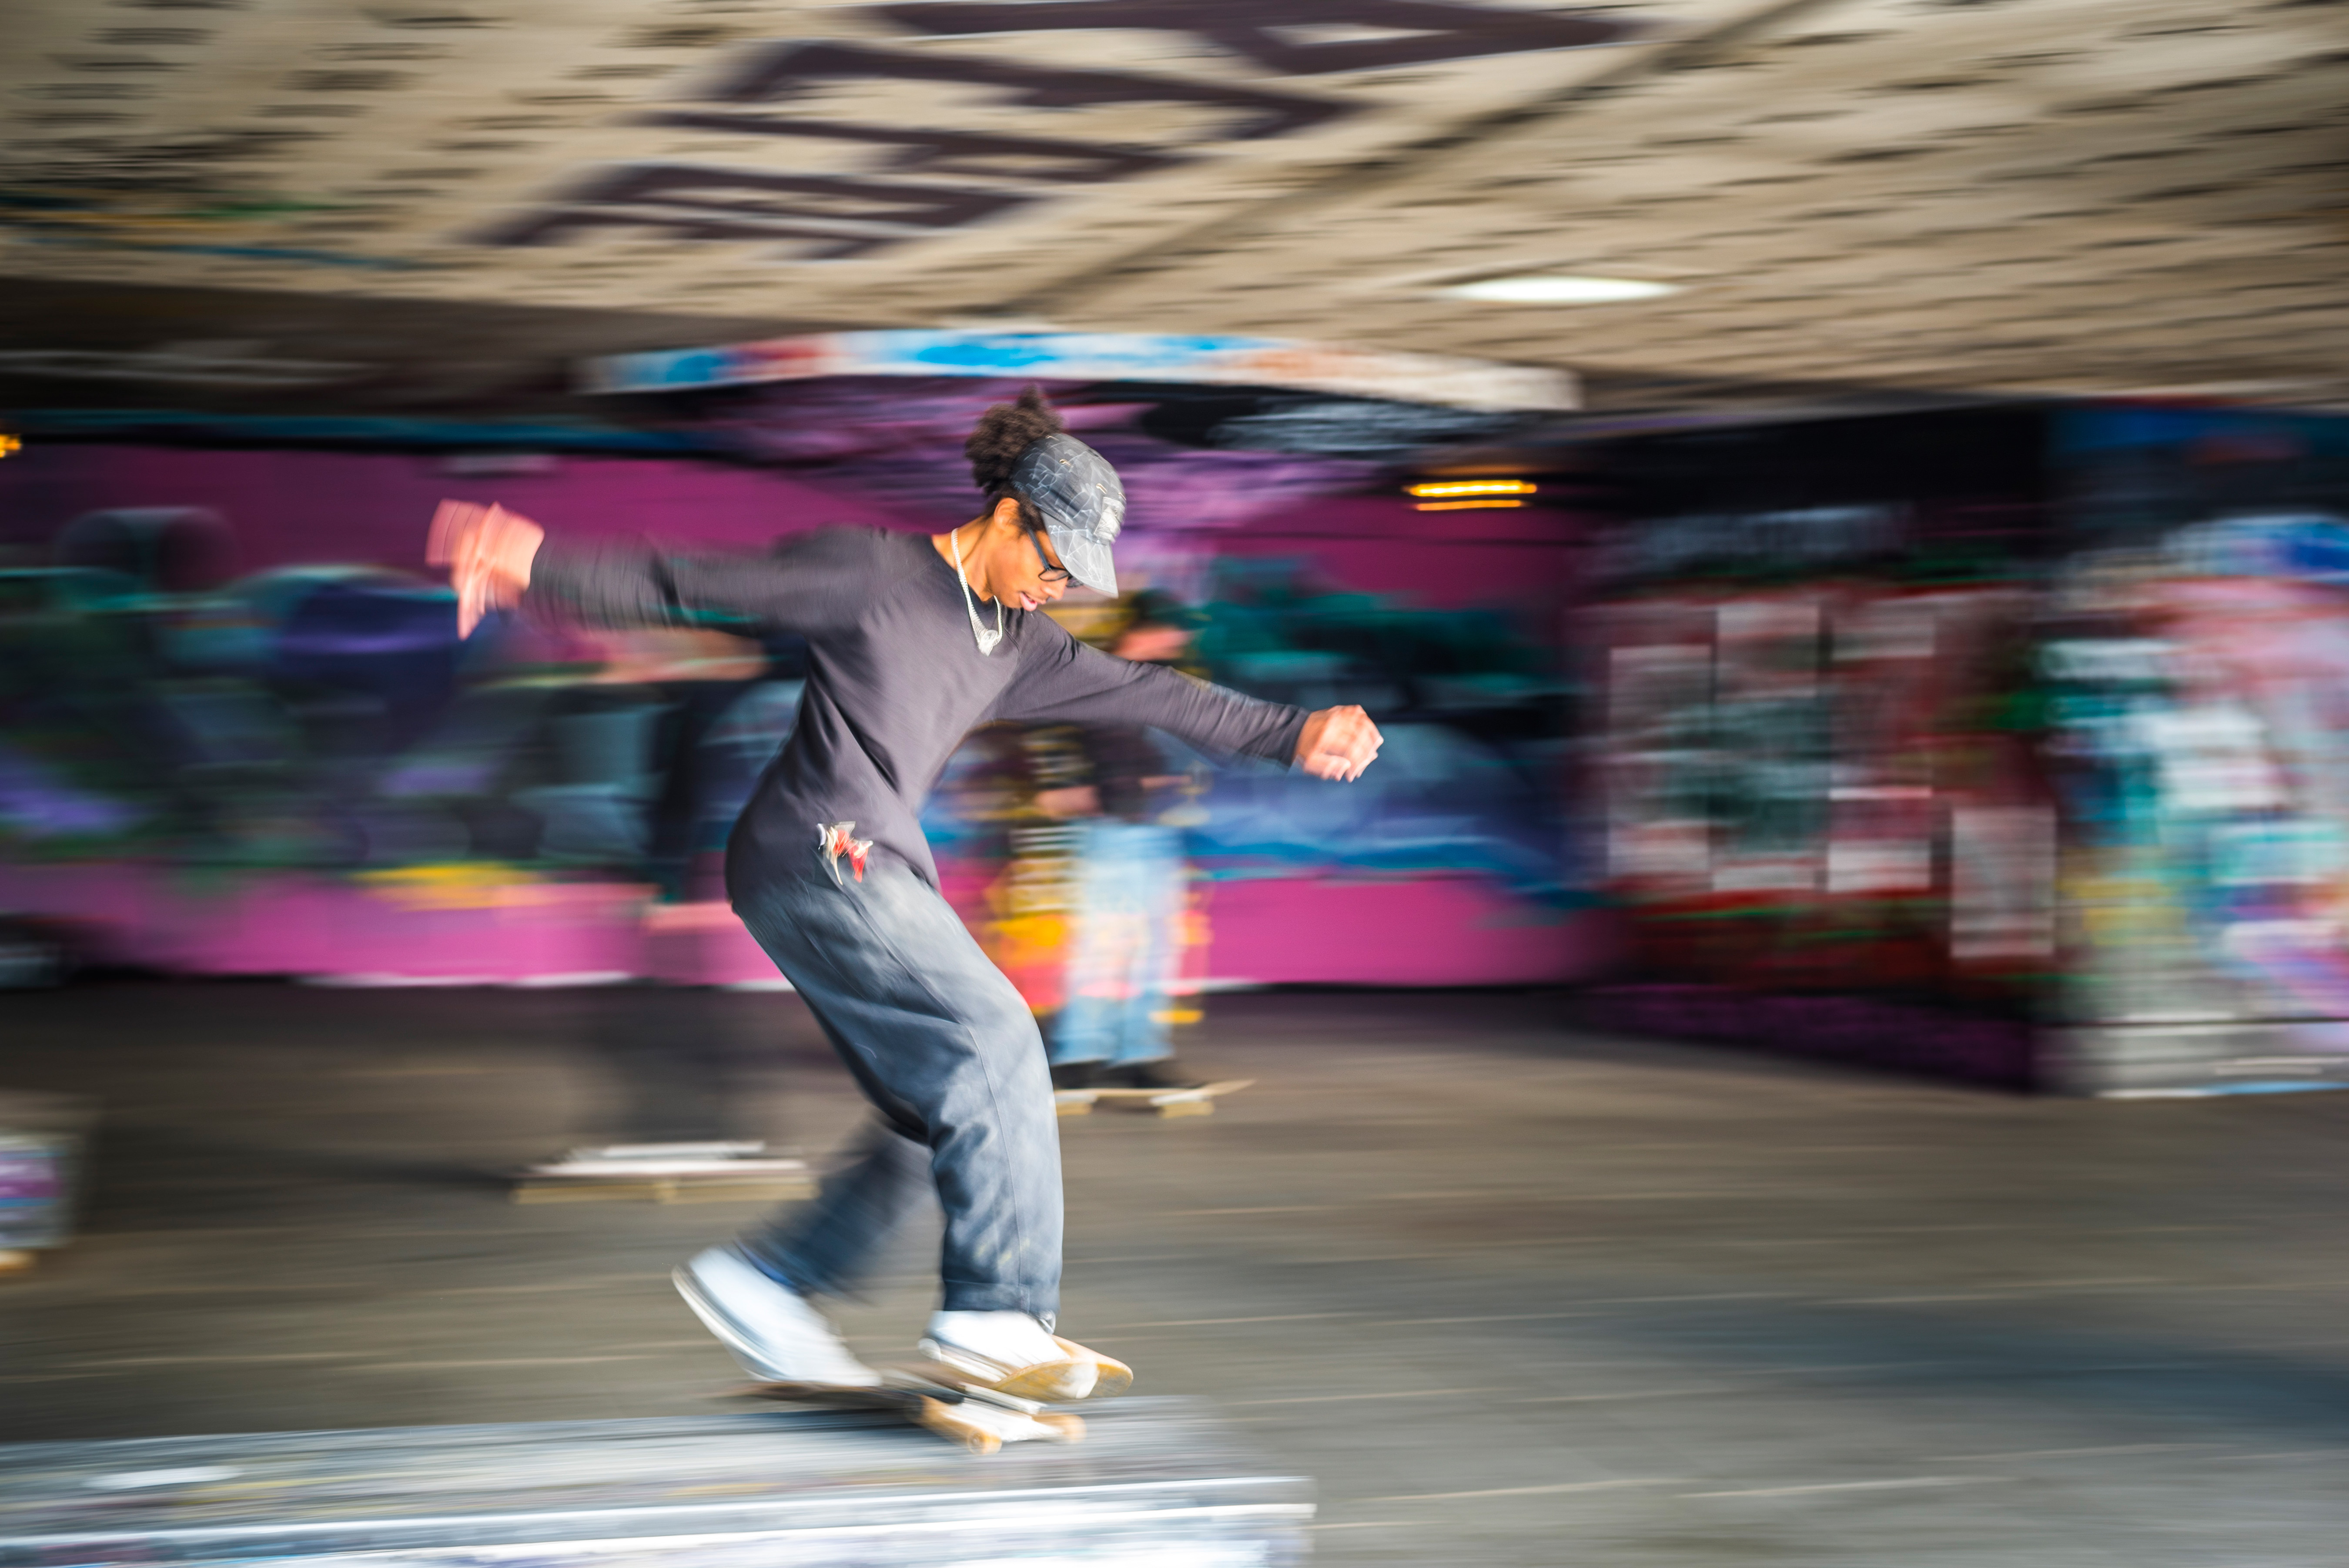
526,527,1308,890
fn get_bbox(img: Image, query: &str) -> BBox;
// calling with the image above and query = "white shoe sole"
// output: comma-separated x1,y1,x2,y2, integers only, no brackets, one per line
673,1261,878,1388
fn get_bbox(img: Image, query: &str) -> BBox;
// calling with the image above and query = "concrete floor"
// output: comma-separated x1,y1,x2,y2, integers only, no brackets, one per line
5,980,2349,1566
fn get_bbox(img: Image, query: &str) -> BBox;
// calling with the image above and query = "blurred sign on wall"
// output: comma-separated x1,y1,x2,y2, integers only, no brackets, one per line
582,329,1576,411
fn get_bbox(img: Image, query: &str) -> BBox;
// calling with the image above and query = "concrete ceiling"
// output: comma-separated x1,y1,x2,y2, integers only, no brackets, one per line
3,0,2343,419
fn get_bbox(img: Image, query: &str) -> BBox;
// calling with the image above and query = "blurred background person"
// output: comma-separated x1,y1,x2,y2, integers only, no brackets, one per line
1044,592,1215,1093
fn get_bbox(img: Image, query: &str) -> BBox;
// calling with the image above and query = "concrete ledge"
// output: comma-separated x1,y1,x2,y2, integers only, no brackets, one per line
0,1401,1313,1568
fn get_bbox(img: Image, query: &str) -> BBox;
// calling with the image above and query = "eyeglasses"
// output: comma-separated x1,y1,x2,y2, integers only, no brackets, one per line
1027,528,1072,584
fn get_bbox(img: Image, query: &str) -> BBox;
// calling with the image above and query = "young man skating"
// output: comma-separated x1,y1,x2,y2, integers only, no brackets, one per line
431,388,1382,1398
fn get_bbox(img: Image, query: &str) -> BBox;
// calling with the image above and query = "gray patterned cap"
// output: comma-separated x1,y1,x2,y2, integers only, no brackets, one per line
1007,432,1123,596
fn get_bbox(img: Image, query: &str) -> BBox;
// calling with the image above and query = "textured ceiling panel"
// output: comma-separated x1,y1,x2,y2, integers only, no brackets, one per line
2,0,2342,413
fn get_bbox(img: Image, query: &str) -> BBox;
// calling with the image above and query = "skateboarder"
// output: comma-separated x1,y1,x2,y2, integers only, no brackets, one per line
431,388,1382,1398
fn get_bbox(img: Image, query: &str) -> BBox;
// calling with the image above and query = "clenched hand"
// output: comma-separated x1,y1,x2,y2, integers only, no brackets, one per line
428,499,545,637
1295,705,1382,782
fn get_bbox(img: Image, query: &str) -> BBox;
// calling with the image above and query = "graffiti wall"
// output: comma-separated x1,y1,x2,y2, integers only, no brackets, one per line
1584,403,2349,1094
2045,405,2349,1093
924,500,1591,997
0,438,1602,990
1582,409,2058,1087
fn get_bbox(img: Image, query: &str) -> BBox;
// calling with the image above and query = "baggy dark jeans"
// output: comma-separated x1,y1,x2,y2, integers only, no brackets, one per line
729,851,1062,1320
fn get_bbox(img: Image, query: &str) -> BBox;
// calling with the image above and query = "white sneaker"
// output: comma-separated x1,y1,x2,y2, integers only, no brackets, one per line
922,1309,1097,1401
673,1246,880,1387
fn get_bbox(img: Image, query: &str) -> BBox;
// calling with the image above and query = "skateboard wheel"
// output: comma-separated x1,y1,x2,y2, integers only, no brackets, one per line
1035,1413,1086,1441
919,1396,1006,1456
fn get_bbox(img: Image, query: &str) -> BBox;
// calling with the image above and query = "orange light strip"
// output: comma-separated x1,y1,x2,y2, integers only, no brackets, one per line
1414,498,1526,511
1406,478,1537,498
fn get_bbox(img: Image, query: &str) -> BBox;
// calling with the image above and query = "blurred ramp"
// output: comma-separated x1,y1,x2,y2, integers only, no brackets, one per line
0,1401,1312,1568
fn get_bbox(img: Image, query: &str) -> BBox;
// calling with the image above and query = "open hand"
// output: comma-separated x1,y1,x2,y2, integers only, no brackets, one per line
1296,705,1382,781
428,499,544,637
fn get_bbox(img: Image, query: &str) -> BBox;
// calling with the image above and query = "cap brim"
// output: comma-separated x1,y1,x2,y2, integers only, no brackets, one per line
1047,525,1117,597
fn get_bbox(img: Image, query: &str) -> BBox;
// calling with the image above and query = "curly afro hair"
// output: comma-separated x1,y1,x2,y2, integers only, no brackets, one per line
965,384,1066,502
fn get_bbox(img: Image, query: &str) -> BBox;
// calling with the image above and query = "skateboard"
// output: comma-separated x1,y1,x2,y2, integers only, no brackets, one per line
740,1362,1088,1456
512,1142,813,1205
1088,1079,1254,1119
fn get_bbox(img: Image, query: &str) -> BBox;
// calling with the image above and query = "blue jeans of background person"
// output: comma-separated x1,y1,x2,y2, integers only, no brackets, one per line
1051,819,1187,1068
730,851,1062,1321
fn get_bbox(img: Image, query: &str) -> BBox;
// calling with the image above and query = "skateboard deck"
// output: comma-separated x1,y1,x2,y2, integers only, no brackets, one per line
512,1143,813,1205
1088,1078,1254,1119
740,1363,1087,1456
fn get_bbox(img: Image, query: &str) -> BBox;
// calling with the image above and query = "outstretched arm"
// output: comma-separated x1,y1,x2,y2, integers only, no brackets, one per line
428,501,857,638
1000,622,1382,781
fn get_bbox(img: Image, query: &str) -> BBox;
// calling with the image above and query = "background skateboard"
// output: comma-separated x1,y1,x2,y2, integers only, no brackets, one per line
512,1142,812,1204
1088,1078,1254,1118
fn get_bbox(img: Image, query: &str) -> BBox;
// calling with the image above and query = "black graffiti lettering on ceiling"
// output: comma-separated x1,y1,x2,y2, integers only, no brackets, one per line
482,161,1039,261
872,0,1631,74
483,3,1638,262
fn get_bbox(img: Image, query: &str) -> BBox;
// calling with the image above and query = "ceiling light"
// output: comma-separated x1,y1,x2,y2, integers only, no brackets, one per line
1407,478,1538,498
1440,275,1680,305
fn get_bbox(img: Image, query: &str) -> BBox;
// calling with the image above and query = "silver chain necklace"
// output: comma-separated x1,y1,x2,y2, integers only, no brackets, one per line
950,524,1004,656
